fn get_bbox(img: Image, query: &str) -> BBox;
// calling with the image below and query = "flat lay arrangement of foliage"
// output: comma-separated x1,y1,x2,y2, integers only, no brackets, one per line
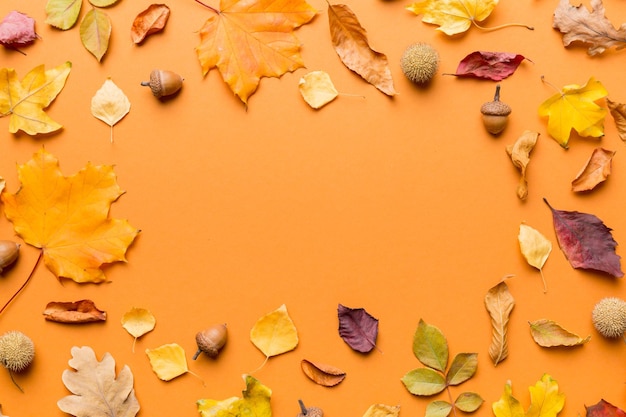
0,1,625,417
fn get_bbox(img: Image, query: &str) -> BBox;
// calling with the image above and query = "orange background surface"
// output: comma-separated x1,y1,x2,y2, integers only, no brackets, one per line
0,0,625,416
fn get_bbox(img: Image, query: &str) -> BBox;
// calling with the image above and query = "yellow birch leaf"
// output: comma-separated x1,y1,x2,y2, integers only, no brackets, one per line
526,374,565,417
506,130,539,200
299,71,338,109
122,307,156,352
197,375,272,417
538,76,607,148
145,343,188,381
0,61,71,135
250,304,298,359
492,381,525,417
518,224,551,292
80,8,111,62
45,0,82,30
91,78,131,143
362,404,400,417
528,319,590,347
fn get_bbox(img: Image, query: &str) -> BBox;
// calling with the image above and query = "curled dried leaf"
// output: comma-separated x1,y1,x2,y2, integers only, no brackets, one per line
572,147,615,192
506,130,539,200
131,4,170,44
301,359,346,387
484,281,514,366
0,11,38,48
43,300,106,323
299,71,338,109
607,98,626,141
446,51,527,81
529,319,590,347
362,404,400,417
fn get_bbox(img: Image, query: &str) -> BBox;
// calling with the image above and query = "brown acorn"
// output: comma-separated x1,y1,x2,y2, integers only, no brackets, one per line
481,84,511,135
0,241,19,274
141,69,183,98
193,323,227,360
297,400,323,417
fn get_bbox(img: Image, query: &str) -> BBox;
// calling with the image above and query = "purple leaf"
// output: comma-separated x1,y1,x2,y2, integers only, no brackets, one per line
0,11,37,48
337,304,378,353
447,51,527,81
544,199,623,277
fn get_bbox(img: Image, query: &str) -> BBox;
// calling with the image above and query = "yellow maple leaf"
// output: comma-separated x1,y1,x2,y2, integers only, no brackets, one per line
1,149,139,283
197,374,272,417
492,381,525,417
250,304,298,360
146,343,189,381
538,76,607,148
0,61,71,135
526,374,565,417
194,0,316,105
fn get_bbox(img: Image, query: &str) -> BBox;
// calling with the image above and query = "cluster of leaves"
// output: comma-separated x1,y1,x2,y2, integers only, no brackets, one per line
492,375,565,417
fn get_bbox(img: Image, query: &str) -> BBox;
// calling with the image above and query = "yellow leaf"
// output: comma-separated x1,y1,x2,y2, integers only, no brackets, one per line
45,0,82,30
145,343,188,381
526,374,565,417
122,307,156,352
362,404,401,417
80,8,111,61
299,71,338,109
538,76,607,148
197,375,272,417
518,224,552,292
195,0,316,105
91,78,131,143
250,304,298,358
407,0,499,35
0,61,71,135
492,381,525,417
529,319,590,347
1,149,139,283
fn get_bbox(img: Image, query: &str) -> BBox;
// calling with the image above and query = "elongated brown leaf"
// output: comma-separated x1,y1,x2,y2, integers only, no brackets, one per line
607,98,626,141
43,300,107,323
131,4,170,44
529,319,590,347
484,281,515,366
572,148,615,192
328,3,396,96
301,359,346,387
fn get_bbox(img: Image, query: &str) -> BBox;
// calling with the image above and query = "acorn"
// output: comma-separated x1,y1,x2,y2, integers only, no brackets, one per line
297,399,323,417
141,69,183,98
193,323,227,360
0,240,19,274
0,330,34,392
400,42,439,84
592,297,626,339
481,84,511,135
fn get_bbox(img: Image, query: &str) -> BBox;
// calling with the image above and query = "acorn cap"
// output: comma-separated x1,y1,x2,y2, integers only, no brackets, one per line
480,100,511,116
592,297,626,338
0,331,34,372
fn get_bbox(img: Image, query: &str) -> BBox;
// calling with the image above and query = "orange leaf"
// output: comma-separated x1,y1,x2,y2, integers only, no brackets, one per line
328,3,396,96
301,359,346,387
607,98,626,142
194,0,316,105
571,147,615,192
1,149,139,283
43,300,107,323
131,4,170,44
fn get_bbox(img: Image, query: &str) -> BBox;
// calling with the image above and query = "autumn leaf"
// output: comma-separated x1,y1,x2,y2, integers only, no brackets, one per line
337,303,379,353
528,319,590,347
401,367,447,396
1,149,139,283
195,0,315,105
492,381,525,417
45,0,82,30
197,375,272,417
607,98,626,141
0,61,71,135
80,8,111,61
538,76,607,148
57,346,140,417
43,300,107,323
362,404,401,417
406,0,532,36
446,353,477,385
426,401,452,417
518,224,552,292
328,3,396,96
300,359,346,387
527,374,565,417
122,307,156,352
553,0,626,56
413,319,448,372
250,304,298,362
91,78,131,143
544,199,623,278
484,280,515,366
455,393,484,413
131,4,170,44
0,11,38,49
145,343,189,381
586,399,626,417
506,130,539,200
299,71,338,109
572,148,615,192
89,0,121,7
445,51,527,81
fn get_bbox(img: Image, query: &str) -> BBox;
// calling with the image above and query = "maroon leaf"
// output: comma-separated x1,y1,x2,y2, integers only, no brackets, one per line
544,199,623,277
586,399,626,417
446,51,527,81
0,11,37,48
337,304,378,353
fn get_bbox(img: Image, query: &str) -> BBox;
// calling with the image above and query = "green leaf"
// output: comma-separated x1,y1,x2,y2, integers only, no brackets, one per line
413,319,448,372
446,353,477,386
425,401,452,417
455,392,484,412
89,0,121,6
401,368,446,396
45,0,82,30
197,375,272,417
492,381,524,417
80,8,111,62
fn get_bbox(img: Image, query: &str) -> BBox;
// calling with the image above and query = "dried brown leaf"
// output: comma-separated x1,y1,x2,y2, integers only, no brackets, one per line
506,130,539,200
484,281,515,366
43,300,107,323
529,319,590,347
131,4,170,44
301,359,346,387
328,3,396,96
572,147,615,192
607,98,626,142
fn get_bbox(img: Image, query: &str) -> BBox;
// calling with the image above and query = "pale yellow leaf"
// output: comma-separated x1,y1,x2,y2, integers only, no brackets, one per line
529,319,590,347
250,304,298,358
362,404,400,417
145,343,188,381
80,8,111,61
299,71,338,109
91,78,130,143
518,223,551,292
122,307,156,352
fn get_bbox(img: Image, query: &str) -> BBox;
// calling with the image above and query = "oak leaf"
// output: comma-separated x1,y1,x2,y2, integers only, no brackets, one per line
145,343,189,381
43,300,107,323
250,304,298,360
195,0,316,105
538,76,607,148
544,199,623,277
528,319,590,347
0,61,71,135
0,11,38,49
45,0,82,30
300,359,346,387
299,71,338,109
586,399,626,417
484,280,515,366
197,375,272,417
362,404,400,417
131,4,170,44
572,148,615,192
446,51,527,81
607,98,626,141
1,148,139,283
80,8,111,61
91,78,131,143
506,130,539,200
518,224,552,292
328,3,396,96
57,346,140,417
553,0,626,56
337,303,379,353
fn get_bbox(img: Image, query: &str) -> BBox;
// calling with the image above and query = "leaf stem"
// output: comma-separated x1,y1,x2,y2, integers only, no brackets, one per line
472,21,534,31
446,386,457,417
0,250,43,317
193,0,219,14
540,76,562,94
7,369,23,392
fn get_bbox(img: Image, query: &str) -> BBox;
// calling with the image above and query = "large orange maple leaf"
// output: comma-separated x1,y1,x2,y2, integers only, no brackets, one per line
1,149,139,283
195,0,317,105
